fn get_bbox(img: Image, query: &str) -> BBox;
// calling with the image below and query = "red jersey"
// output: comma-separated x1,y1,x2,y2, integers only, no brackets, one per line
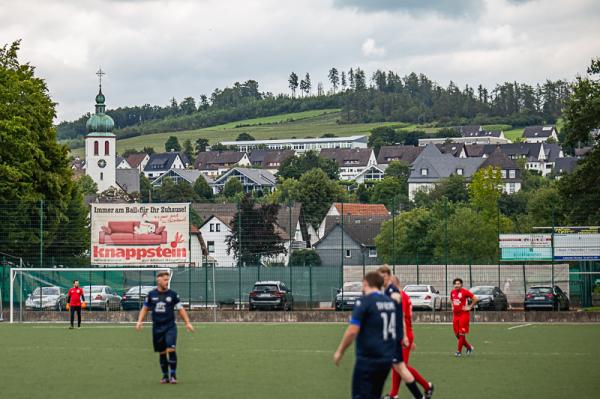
450,288,474,316
68,287,85,306
401,291,414,342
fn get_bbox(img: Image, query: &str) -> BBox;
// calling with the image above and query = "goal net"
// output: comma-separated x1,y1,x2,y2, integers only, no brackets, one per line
8,267,172,323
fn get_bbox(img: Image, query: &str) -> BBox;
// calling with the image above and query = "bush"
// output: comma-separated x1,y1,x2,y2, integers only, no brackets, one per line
288,249,322,266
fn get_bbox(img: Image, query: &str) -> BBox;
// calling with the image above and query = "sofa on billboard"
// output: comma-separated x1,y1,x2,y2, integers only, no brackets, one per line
99,221,168,245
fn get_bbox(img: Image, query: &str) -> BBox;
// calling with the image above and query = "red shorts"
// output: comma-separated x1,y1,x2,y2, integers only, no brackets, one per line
453,313,470,335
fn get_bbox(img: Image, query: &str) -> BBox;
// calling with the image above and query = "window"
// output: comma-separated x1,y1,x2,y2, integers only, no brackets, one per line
94,141,99,156
209,223,214,232
207,241,215,253
420,168,428,176
501,170,507,179
509,183,516,193
104,141,110,155
215,223,220,232
456,168,464,175
345,249,351,258
368,248,377,258
100,172,103,181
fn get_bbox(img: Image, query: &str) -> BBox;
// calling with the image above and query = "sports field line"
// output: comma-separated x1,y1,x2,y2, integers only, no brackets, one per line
507,323,533,330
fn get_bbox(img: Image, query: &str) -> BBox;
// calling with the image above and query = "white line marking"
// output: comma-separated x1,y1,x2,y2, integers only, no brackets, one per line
508,323,533,330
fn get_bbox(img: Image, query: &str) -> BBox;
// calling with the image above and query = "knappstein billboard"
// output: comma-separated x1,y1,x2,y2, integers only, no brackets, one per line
90,203,189,265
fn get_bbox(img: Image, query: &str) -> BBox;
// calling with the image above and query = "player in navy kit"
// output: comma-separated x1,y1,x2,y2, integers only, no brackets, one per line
333,272,397,399
135,271,194,384
378,266,425,399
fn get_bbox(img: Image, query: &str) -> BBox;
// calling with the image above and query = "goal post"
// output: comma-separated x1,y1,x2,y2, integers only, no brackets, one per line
9,267,172,323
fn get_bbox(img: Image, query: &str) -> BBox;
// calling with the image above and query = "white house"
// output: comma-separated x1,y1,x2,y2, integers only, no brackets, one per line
116,156,131,169
319,148,377,180
199,215,235,267
194,151,251,177
523,126,559,143
211,168,277,194
143,152,187,180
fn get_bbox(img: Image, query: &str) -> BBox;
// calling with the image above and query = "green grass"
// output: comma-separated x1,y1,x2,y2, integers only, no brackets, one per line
504,128,524,141
70,110,426,158
1,322,599,399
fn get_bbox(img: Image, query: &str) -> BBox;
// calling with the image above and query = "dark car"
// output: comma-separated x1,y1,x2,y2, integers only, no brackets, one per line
121,286,155,310
334,282,363,311
524,285,570,311
470,286,508,311
249,281,293,311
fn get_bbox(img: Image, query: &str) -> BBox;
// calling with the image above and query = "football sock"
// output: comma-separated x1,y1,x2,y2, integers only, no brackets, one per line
464,338,473,351
405,381,423,399
457,335,465,352
168,351,177,376
390,367,401,397
159,354,168,377
407,365,430,391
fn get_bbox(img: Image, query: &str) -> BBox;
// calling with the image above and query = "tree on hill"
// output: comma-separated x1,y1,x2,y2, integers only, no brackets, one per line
278,150,339,180
468,166,503,220
236,132,255,141
341,71,347,90
165,136,181,152
193,176,213,201
143,146,155,155
195,138,209,153
0,41,84,262
182,139,194,163
288,72,299,97
328,68,339,93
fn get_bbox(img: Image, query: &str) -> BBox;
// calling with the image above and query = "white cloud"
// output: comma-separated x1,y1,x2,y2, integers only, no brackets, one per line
361,38,386,57
1,0,599,121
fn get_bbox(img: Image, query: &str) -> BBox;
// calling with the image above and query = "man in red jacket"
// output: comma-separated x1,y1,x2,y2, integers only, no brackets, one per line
67,280,86,329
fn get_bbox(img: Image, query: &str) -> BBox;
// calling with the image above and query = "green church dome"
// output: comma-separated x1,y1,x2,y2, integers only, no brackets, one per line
86,88,114,134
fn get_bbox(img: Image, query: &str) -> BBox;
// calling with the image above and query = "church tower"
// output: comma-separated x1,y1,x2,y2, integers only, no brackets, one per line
85,68,116,193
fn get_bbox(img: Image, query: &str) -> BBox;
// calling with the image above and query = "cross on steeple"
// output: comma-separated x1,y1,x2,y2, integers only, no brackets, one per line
96,67,105,89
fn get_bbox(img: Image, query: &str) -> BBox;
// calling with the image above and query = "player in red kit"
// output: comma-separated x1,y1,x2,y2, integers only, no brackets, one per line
450,278,478,357
385,276,434,399
67,280,86,329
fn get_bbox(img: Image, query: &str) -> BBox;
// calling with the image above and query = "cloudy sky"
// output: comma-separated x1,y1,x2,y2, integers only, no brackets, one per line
2,0,599,121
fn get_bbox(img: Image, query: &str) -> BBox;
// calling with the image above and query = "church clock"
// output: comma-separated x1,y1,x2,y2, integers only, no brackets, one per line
97,159,107,168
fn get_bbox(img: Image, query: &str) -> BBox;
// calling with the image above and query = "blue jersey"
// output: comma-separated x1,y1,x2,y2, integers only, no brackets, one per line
350,292,397,361
144,288,182,330
384,284,404,340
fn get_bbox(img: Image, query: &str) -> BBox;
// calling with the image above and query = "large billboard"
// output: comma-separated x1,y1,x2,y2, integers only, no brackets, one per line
554,227,600,261
91,203,189,265
499,234,552,261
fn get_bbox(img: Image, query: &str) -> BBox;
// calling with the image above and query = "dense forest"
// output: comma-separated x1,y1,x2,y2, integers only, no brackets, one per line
57,68,570,149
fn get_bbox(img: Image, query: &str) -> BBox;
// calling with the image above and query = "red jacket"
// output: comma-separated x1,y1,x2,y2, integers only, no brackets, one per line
67,287,85,307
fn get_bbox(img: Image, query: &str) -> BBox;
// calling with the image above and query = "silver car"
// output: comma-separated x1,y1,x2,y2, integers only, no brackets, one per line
403,285,442,311
334,282,363,311
83,285,122,310
25,286,67,310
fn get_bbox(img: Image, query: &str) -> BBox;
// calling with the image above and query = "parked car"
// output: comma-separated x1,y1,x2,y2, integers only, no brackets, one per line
334,282,363,311
470,286,508,311
25,286,67,310
403,285,442,311
79,285,122,310
121,286,155,310
524,285,570,311
249,281,293,311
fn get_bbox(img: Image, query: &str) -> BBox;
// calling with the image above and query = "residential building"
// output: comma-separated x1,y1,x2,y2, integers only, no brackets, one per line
192,203,309,267
194,151,251,177
318,203,390,238
125,153,150,173
319,148,377,180
151,168,213,187
189,225,208,267
218,135,368,153
523,126,559,143
436,143,467,158
553,157,579,179
353,164,388,184
408,144,485,200
116,156,131,169
143,152,187,180
211,168,277,194
376,145,424,166
458,125,507,141
479,147,522,194
418,136,510,146
247,149,294,174
313,215,390,266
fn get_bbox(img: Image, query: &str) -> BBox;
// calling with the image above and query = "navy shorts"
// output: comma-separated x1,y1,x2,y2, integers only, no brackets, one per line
392,342,404,364
153,324,177,352
352,358,391,399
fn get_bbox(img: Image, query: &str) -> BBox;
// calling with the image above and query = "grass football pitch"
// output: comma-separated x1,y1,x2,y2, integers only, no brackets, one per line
1,322,599,399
